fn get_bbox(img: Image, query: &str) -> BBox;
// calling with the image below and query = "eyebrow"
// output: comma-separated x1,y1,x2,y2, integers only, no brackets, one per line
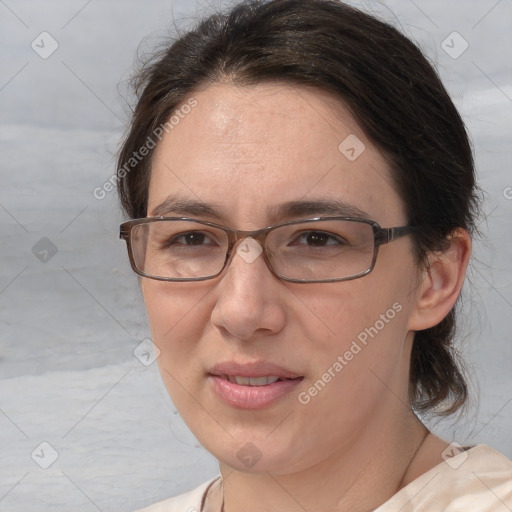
150,194,370,223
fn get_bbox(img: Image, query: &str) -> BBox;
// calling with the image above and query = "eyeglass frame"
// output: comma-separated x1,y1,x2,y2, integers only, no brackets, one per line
119,216,417,283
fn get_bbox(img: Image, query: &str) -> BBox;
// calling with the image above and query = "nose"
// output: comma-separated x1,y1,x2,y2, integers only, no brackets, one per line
210,237,287,341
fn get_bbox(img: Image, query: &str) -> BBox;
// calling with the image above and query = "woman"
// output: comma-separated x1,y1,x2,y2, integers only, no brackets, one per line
117,0,512,510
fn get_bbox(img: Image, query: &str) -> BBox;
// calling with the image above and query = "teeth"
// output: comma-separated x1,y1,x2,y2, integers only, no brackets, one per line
227,376,281,386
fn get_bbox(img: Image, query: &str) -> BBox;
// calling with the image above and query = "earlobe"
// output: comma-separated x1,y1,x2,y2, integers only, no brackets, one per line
407,229,471,331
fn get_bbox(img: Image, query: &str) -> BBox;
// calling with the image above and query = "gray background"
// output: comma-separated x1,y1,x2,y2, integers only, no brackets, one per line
0,0,511,510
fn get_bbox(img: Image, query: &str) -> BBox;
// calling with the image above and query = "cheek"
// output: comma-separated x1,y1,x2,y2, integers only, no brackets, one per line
298,268,414,391
142,282,216,421
297,278,400,351
295,294,411,432
142,281,210,369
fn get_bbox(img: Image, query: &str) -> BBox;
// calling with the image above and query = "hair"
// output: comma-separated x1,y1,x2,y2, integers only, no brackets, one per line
117,0,481,415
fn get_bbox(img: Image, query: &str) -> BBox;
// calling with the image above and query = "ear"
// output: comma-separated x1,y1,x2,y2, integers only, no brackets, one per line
407,228,471,331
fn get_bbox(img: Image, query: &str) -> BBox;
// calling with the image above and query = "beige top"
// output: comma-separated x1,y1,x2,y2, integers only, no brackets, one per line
135,445,512,512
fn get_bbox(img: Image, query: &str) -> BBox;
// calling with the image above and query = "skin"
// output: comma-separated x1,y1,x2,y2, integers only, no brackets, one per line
141,83,471,512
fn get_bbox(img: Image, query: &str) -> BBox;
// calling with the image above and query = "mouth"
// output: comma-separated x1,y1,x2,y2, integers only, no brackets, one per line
221,375,297,386
208,361,304,409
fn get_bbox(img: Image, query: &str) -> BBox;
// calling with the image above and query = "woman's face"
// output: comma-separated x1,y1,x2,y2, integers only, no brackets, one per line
142,83,421,474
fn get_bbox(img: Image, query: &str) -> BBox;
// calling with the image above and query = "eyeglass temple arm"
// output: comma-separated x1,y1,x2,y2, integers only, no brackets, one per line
376,225,417,246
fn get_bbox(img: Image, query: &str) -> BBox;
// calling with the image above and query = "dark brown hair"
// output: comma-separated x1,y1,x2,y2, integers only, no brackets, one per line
117,0,480,415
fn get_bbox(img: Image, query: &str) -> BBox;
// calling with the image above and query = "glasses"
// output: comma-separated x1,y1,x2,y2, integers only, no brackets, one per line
119,217,416,283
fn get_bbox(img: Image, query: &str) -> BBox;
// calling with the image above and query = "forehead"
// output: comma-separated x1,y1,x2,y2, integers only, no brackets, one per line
148,82,405,226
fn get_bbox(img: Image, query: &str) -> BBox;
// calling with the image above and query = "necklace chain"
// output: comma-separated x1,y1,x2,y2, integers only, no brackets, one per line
397,428,430,490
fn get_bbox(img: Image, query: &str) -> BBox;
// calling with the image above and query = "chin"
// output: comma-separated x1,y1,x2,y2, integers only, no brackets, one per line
199,432,306,475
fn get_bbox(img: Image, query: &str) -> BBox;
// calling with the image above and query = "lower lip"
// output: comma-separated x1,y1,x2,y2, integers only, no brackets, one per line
209,375,303,410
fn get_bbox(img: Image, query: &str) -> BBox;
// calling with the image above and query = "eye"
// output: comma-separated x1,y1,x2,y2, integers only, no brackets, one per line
292,231,347,247
162,230,220,248
172,231,210,246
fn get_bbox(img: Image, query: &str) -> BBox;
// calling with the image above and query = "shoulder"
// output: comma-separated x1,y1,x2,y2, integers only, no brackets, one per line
376,445,512,511
134,476,220,512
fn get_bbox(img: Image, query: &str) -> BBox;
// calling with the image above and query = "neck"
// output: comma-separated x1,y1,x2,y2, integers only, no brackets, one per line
207,408,432,512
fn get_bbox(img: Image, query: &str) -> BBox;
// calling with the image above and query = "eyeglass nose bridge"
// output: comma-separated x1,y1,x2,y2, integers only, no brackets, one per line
225,224,272,247
221,225,277,275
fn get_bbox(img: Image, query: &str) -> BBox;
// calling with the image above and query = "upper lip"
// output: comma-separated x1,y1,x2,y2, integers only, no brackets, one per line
209,361,302,379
